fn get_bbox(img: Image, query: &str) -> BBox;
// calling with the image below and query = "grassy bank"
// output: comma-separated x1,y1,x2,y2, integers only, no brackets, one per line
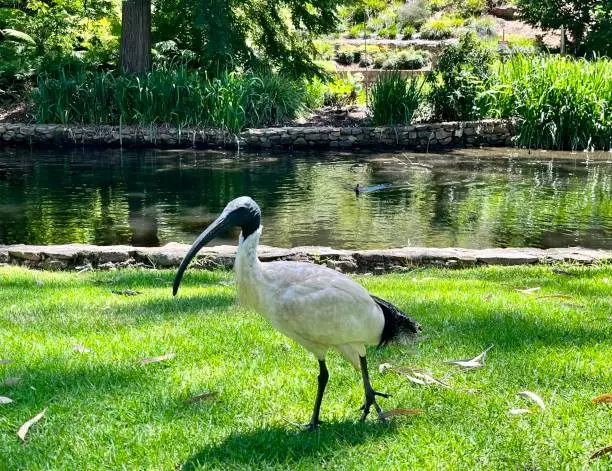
1,265,611,469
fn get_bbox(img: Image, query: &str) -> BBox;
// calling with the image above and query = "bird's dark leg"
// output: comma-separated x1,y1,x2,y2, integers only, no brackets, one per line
305,359,329,431
359,356,389,422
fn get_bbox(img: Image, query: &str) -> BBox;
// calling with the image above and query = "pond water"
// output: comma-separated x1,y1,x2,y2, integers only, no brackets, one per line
0,147,611,250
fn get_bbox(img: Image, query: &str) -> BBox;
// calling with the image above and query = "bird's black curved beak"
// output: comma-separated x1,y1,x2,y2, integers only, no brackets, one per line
172,196,261,296
172,212,230,296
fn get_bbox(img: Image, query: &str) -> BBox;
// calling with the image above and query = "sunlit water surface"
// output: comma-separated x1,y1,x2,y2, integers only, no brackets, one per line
0,147,611,249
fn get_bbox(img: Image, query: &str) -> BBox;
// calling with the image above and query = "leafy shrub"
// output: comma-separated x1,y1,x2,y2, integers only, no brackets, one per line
420,16,462,40
369,72,424,125
465,17,497,38
398,0,430,28
459,0,487,16
401,25,416,39
395,50,429,69
336,47,356,66
378,24,398,39
359,56,374,67
373,53,388,69
428,33,493,120
347,24,367,39
303,76,326,109
323,75,362,107
335,46,362,65
483,55,612,150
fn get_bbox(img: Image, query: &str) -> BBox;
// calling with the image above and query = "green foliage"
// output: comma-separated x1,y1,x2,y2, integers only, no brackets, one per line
516,0,612,57
398,0,430,28
346,23,367,39
303,75,326,109
483,54,612,150
33,64,307,132
458,0,487,17
378,23,398,39
323,75,362,107
369,72,424,125
152,0,345,76
464,17,497,38
335,46,361,66
377,49,430,70
419,15,462,40
428,33,493,121
401,24,416,39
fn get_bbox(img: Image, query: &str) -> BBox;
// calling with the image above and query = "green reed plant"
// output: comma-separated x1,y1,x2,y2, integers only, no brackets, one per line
369,72,424,125
33,63,307,132
483,54,612,150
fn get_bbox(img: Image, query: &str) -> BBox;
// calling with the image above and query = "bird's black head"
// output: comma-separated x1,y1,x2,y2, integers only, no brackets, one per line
221,196,261,240
172,196,261,296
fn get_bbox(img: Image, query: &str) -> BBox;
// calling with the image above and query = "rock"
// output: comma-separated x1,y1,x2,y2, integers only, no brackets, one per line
8,246,43,262
42,259,68,270
491,6,517,20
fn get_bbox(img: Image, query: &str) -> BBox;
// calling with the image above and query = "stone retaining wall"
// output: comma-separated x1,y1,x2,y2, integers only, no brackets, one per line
0,120,515,150
1,244,609,273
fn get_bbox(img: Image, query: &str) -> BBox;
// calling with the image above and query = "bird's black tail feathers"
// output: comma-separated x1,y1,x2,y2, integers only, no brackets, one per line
372,295,422,347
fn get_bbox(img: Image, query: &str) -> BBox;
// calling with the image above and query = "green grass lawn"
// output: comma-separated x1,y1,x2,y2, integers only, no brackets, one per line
1,265,611,470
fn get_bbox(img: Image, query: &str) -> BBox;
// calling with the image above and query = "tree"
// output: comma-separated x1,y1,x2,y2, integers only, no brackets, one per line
516,0,612,56
152,0,345,76
120,0,151,74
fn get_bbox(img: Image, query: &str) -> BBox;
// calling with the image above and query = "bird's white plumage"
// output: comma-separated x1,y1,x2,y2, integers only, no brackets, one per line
235,228,385,368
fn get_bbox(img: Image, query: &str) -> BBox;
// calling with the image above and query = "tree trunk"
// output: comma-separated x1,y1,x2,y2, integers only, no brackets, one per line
120,0,151,75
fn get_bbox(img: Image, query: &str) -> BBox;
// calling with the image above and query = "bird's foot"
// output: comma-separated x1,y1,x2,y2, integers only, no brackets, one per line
359,390,391,423
303,420,323,431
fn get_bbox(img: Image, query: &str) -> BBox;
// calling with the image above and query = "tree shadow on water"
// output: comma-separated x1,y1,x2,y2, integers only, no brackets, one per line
181,420,393,470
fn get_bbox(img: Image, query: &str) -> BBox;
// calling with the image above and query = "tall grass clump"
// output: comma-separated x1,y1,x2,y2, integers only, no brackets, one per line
33,63,306,132
484,55,612,150
369,72,424,125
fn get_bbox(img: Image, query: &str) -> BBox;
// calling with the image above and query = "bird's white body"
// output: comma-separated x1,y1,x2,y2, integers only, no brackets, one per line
235,227,385,369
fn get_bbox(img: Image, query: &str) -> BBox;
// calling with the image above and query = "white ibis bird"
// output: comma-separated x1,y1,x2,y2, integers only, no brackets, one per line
173,196,421,429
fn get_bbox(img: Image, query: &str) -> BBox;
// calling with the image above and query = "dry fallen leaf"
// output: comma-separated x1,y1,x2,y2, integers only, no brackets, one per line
140,353,176,365
395,368,450,387
483,295,493,302
447,345,494,369
590,445,612,460
17,408,46,441
515,287,541,294
592,394,612,404
189,392,218,403
509,408,532,415
0,396,14,404
382,408,424,419
518,391,546,411
72,345,92,354
410,371,451,388
2,377,20,387
378,363,393,374
0,359,12,365
400,373,427,385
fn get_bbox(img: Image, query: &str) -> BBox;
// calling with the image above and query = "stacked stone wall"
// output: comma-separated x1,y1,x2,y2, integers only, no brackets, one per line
0,120,515,150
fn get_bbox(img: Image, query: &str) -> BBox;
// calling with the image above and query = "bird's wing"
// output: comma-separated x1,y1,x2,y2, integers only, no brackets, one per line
260,261,385,347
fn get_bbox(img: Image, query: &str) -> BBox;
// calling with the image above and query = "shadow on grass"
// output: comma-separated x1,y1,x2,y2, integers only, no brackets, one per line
180,420,394,470
391,298,611,355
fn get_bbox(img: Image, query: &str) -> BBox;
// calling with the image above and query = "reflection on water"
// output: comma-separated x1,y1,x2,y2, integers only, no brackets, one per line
0,147,610,249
